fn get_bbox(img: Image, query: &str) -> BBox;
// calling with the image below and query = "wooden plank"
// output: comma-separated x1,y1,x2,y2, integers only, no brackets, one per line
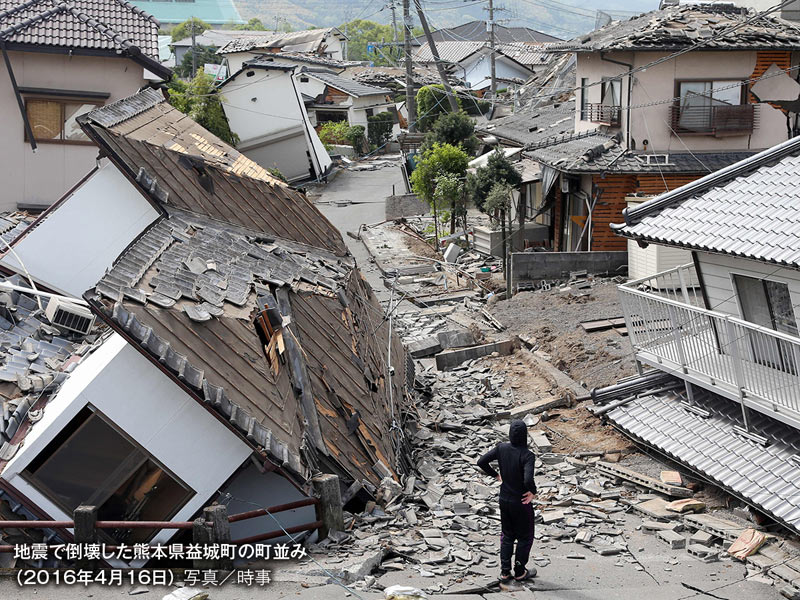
581,319,614,332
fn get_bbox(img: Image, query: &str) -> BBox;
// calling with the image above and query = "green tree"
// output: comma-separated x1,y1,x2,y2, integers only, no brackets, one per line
416,84,461,131
422,111,479,156
367,111,395,147
483,182,515,296
175,45,222,79
170,17,211,43
339,19,393,64
167,73,238,145
410,143,469,246
233,18,266,30
469,149,522,212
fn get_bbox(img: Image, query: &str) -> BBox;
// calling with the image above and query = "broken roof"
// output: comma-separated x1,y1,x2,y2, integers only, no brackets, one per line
413,41,543,71
524,130,756,175
73,89,406,489
78,88,346,254
597,374,800,535
216,27,345,55
303,70,391,98
0,0,168,77
0,272,107,472
554,3,800,53
612,135,800,267
479,100,575,147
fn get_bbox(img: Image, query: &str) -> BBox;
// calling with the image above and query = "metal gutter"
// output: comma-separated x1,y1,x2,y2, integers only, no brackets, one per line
2,41,36,152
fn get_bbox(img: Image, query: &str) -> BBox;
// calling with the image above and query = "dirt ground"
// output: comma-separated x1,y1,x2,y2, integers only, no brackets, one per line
490,280,638,390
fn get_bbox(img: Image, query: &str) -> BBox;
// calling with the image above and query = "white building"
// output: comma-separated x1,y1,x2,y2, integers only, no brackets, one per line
219,59,332,183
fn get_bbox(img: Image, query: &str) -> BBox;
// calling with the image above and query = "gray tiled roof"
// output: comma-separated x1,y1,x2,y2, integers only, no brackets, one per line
553,3,800,53
413,40,550,69
0,0,160,60
525,131,756,176
412,21,560,45
604,380,800,534
305,70,390,98
479,100,575,147
614,136,800,267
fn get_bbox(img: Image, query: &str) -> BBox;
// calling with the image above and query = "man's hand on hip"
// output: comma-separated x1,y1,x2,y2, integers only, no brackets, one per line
521,491,535,505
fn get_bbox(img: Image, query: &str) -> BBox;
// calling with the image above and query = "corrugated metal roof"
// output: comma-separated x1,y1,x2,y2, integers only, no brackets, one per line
129,0,243,25
552,3,800,53
0,0,160,60
614,136,800,267
606,384,800,534
304,70,390,98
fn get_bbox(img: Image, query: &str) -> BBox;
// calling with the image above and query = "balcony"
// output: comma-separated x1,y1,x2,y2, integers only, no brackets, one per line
619,264,800,429
669,103,757,136
584,103,621,127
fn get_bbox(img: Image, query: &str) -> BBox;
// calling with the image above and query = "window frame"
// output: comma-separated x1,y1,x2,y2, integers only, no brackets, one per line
23,95,104,146
675,78,746,107
579,77,589,120
22,406,195,540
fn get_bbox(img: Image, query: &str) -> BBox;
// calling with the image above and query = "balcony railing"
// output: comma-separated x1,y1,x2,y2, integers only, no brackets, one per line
584,103,621,126
669,103,756,136
619,263,800,429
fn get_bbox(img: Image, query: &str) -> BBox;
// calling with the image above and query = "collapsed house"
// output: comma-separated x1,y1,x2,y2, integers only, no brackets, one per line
0,88,409,558
593,135,800,533
219,58,333,183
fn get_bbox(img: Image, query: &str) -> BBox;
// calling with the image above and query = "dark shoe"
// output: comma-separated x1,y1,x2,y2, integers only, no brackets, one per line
514,567,536,581
499,572,512,582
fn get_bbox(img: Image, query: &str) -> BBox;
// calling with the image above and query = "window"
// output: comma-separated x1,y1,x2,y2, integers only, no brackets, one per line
601,78,621,107
673,80,753,134
25,98,101,144
299,76,309,83
315,110,348,124
23,408,194,544
734,275,799,373
579,77,589,120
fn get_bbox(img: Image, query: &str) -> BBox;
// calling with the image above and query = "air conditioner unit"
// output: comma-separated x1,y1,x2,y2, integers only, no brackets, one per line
45,298,95,335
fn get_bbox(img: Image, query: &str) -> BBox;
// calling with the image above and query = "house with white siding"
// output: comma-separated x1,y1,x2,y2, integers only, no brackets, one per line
593,135,800,534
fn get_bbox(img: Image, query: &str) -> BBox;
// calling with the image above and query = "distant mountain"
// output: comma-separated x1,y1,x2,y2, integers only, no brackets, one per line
233,0,661,40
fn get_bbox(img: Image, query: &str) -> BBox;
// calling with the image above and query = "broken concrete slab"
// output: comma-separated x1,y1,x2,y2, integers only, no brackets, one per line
530,430,552,453
435,340,515,371
408,337,442,358
596,461,692,498
509,396,568,419
437,329,476,350
657,530,686,549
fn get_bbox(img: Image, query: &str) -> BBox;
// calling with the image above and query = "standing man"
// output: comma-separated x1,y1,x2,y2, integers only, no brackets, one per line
477,419,537,582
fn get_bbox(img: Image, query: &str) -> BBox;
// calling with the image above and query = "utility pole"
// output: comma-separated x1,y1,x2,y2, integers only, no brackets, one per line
403,0,417,131
487,0,496,109
389,1,399,60
413,0,459,113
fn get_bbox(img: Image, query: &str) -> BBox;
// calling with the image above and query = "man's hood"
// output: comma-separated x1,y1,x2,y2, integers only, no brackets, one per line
509,419,528,447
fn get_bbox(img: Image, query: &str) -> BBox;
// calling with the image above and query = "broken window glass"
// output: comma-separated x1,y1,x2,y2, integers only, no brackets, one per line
23,407,194,544
25,98,99,143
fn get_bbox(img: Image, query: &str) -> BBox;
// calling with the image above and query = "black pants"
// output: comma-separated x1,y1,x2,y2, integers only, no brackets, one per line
499,499,535,574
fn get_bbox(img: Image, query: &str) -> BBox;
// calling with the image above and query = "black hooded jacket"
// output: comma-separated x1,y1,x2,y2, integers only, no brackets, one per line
477,420,536,502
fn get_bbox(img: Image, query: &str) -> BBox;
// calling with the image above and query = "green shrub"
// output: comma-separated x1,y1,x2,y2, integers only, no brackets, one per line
367,112,394,147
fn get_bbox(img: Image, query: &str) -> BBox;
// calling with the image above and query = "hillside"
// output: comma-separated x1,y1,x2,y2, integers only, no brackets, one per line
233,0,661,39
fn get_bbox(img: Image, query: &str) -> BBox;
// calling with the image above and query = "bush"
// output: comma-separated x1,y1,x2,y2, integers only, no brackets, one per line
421,111,479,156
367,112,394,147
416,85,462,131
167,73,238,145
318,121,350,146
469,149,523,212
346,125,366,153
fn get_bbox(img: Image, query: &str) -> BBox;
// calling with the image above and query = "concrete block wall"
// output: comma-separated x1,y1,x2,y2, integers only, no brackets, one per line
511,251,628,284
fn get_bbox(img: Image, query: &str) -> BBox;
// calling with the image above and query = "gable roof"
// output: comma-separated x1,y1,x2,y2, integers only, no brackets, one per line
412,20,560,45
79,87,347,254
612,135,800,267
172,28,276,48
303,70,391,98
72,89,406,489
413,40,546,71
0,0,169,76
217,27,345,55
553,3,800,53
128,0,243,25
